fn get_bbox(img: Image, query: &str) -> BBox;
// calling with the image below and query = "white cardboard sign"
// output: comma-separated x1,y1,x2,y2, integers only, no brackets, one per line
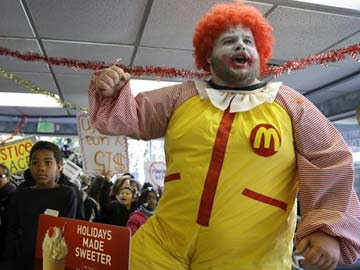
77,114,129,175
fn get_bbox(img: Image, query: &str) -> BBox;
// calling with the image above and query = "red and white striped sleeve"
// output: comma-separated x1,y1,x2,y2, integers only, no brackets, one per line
276,85,360,264
88,74,197,140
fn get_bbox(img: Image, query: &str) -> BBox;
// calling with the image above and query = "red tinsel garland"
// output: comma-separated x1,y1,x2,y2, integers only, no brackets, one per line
0,43,359,79
0,115,27,146
0,46,209,79
264,43,360,78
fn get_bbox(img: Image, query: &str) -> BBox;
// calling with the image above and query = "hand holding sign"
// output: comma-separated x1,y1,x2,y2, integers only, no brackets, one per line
104,171,114,183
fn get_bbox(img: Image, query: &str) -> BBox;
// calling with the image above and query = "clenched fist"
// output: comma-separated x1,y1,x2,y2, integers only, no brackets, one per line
295,230,340,270
95,65,131,97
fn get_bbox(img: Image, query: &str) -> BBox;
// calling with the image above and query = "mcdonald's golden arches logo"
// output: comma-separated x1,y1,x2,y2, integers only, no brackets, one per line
249,124,281,157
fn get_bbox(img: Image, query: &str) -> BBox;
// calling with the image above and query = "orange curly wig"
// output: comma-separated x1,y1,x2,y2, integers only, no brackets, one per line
193,1,274,76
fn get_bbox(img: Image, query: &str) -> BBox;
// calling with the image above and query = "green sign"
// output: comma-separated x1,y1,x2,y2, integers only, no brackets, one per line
37,121,55,133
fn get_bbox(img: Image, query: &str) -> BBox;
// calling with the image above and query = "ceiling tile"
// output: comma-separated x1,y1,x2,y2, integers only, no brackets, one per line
307,89,348,104
141,0,273,50
329,32,360,51
273,57,360,92
0,0,358,119
43,40,134,75
0,0,34,38
0,107,22,115
268,6,360,60
26,0,147,43
309,74,360,95
0,106,69,116
0,38,49,72
310,87,360,107
326,32,360,68
0,72,56,93
134,47,195,70
56,74,92,95
17,107,70,116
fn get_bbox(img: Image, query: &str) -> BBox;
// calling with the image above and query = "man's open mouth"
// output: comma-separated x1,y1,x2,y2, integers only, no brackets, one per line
231,53,249,64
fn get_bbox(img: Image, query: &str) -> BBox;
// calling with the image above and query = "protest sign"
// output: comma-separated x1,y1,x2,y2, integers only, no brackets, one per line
0,136,36,174
144,161,166,188
77,114,129,175
35,214,130,270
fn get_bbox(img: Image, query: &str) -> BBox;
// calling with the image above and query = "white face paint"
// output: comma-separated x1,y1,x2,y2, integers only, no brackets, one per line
208,26,261,87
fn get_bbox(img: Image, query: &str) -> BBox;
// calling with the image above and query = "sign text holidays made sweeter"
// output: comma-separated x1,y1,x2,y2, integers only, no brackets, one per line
75,225,113,266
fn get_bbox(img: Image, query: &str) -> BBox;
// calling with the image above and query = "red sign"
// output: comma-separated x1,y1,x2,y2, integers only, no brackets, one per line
35,215,130,270
249,124,281,157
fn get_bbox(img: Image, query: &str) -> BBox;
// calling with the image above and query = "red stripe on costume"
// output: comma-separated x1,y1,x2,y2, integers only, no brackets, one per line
164,173,181,182
242,188,287,211
197,108,236,226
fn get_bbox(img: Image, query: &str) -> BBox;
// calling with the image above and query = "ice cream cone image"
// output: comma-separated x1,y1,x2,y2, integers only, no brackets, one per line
43,255,66,270
42,226,68,270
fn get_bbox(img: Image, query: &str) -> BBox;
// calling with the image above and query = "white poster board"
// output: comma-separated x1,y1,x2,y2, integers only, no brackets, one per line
144,161,166,188
77,114,129,175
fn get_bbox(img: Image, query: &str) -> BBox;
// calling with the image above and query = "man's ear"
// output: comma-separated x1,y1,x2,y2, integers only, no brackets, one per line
56,164,62,174
206,53,211,64
57,161,63,172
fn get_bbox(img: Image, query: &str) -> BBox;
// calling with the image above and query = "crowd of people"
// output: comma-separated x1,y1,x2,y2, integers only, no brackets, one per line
0,140,159,269
0,0,359,269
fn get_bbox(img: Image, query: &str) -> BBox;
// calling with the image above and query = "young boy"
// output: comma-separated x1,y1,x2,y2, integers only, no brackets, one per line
3,141,77,270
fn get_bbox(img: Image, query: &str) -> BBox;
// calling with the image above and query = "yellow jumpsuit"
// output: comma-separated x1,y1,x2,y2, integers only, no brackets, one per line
131,95,298,270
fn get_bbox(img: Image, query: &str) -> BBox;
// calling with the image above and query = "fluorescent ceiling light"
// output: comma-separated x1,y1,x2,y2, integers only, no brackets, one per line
130,79,181,96
295,0,360,10
0,92,62,108
353,152,360,163
0,79,181,108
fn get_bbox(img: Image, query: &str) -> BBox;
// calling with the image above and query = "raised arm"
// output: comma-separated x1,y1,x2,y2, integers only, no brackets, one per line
99,178,114,216
88,66,197,140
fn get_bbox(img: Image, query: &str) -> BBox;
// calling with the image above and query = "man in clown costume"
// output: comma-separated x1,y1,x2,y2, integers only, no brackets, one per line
88,1,360,269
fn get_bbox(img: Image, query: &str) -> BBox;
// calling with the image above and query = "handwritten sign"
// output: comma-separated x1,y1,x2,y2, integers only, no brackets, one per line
35,214,130,270
144,161,166,188
0,136,36,174
77,114,129,174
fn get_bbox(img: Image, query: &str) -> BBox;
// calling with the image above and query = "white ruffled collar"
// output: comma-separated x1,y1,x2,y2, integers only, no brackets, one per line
194,80,282,112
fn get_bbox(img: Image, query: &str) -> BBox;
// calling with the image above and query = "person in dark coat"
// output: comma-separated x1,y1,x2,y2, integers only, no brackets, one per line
2,141,77,270
99,175,135,226
0,164,16,264
18,168,85,220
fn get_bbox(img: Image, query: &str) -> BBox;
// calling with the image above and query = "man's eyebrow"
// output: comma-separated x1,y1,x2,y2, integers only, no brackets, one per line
242,34,253,39
32,157,54,161
220,34,237,41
